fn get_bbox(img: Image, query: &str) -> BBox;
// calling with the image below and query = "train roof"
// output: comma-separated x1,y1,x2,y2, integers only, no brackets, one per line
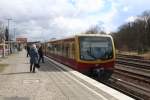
48,34,112,42
75,34,112,37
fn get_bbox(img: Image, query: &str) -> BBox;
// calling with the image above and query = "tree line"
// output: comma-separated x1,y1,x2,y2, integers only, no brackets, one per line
84,24,106,34
112,10,150,53
84,10,150,53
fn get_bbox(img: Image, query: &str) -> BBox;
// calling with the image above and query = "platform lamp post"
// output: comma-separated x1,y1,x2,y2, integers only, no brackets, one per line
2,24,5,57
13,28,16,41
2,38,5,57
12,21,17,53
6,18,12,54
13,20,16,41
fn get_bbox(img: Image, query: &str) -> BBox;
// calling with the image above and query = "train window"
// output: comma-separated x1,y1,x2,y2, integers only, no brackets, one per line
71,43,75,59
57,45,61,55
62,44,65,56
68,43,72,59
60,44,63,56
51,44,55,54
56,41,75,58
54,44,57,54
79,37,113,61
65,44,69,57
66,46,69,57
47,43,52,52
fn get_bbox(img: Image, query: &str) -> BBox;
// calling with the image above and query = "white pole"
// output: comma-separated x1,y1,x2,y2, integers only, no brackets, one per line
3,39,5,57
2,24,5,57
6,18,12,54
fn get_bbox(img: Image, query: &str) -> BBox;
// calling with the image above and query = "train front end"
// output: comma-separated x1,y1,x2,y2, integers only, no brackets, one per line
76,35,115,80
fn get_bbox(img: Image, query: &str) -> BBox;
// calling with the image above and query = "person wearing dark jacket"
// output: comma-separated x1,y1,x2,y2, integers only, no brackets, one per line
26,45,30,57
29,44,39,73
38,45,44,63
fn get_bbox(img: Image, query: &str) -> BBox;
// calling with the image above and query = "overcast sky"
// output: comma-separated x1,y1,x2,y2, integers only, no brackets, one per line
0,0,150,41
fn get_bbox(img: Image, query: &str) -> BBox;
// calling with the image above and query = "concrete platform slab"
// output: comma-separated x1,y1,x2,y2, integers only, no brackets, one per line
0,50,134,100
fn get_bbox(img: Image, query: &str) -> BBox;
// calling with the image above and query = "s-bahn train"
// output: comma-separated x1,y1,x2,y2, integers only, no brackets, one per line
43,34,116,80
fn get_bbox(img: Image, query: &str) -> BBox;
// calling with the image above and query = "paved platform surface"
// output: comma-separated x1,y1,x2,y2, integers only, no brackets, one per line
0,50,134,100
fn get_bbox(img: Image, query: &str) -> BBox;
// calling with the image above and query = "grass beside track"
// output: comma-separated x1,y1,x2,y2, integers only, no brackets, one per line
0,64,8,72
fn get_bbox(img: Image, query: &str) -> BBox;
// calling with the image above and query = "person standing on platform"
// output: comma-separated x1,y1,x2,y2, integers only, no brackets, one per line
26,45,30,57
29,44,39,73
38,45,44,63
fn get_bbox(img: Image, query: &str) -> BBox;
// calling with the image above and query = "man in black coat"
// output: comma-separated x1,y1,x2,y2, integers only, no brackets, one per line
26,45,30,57
38,45,44,63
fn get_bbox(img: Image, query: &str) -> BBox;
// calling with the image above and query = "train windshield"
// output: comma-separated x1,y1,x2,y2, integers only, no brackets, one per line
79,36,113,61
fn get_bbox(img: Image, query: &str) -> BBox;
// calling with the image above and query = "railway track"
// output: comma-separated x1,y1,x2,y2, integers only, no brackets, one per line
111,54,150,100
104,70,150,100
114,67,150,84
116,59,150,70
117,54,145,59
115,64,150,80
117,56,150,64
107,76,150,100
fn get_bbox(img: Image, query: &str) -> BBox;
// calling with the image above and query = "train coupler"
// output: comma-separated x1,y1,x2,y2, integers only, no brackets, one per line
92,68,104,77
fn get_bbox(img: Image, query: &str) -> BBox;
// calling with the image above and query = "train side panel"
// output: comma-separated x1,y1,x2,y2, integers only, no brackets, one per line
45,38,79,70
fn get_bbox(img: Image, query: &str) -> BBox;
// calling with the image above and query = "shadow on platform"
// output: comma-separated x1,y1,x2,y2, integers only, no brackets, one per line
0,72,31,75
3,96,30,100
38,58,69,72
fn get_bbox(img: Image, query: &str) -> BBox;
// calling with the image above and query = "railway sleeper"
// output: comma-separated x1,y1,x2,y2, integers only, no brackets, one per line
116,60,150,70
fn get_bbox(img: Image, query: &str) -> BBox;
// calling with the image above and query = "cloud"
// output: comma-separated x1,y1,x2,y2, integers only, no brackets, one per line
0,0,107,41
73,0,104,13
0,0,150,41
126,16,138,22
123,6,129,12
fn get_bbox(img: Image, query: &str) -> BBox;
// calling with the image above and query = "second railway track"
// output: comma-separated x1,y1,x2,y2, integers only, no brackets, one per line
110,54,150,100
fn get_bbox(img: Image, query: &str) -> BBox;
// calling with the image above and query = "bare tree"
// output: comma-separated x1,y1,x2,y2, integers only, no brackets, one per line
112,10,150,53
85,24,106,34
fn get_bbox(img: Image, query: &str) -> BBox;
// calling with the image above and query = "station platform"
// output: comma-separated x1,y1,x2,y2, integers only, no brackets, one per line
0,50,134,100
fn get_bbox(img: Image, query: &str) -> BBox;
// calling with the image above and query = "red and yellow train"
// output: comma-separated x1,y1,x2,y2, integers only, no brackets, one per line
43,34,116,80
